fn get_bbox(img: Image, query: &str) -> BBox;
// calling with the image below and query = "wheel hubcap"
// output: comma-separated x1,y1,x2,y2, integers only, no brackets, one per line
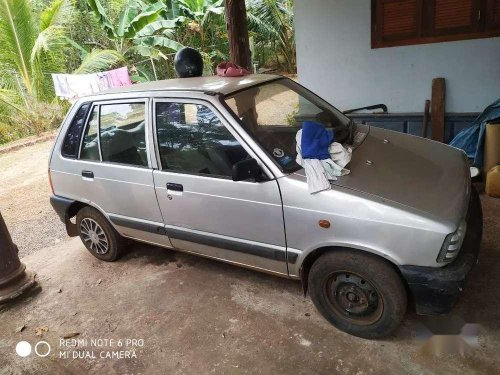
325,272,383,325
80,218,109,255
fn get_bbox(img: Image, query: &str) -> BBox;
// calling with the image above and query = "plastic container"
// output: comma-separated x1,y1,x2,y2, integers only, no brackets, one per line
485,166,500,197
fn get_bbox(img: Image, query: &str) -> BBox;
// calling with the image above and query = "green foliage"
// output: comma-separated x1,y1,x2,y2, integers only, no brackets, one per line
247,0,296,73
0,0,123,144
73,49,125,73
0,0,297,145
86,0,183,57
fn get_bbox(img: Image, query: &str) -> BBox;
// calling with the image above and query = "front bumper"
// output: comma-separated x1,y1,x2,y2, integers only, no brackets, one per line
399,185,483,315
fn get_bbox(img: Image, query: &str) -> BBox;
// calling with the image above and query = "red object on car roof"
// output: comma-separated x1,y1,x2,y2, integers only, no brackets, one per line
216,62,251,77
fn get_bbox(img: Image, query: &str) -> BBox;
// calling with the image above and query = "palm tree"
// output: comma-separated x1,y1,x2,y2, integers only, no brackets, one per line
0,0,122,127
246,0,296,73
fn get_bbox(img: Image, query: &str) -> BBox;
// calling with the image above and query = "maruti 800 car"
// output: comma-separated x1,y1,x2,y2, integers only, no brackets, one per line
49,74,482,338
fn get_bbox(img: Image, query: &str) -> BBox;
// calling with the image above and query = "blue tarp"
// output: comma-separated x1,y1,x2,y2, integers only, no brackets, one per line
449,99,500,168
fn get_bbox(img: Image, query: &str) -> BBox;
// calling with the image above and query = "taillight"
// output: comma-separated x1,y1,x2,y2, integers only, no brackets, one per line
48,168,54,195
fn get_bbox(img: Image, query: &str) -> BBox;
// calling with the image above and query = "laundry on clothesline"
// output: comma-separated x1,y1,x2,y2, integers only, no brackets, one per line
296,122,352,194
52,67,132,102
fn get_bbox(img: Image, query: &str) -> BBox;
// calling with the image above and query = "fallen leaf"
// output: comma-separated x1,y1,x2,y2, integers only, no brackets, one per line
35,326,49,337
63,332,80,339
57,288,62,293
15,325,26,333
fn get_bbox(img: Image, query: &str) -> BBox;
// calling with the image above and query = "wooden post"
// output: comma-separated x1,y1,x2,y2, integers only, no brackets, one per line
431,78,446,142
224,0,251,70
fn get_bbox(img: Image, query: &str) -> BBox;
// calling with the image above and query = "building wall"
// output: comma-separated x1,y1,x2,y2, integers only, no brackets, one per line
294,0,500,113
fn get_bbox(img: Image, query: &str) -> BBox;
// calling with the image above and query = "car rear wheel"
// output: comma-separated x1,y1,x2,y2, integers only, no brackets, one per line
76,207,124,262
308,250,407,339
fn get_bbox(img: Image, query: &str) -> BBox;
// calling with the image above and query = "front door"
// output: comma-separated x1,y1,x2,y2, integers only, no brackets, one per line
152,99,287,275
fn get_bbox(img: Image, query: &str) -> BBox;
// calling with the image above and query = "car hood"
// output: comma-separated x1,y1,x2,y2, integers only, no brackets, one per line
295,126,470,227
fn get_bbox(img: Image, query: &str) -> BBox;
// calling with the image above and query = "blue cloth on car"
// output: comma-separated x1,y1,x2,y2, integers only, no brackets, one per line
300,121,334,160
449,99,500,168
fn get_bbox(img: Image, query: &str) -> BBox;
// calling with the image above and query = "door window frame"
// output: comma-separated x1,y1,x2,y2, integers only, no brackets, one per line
77,98,152,169
152,97,273,181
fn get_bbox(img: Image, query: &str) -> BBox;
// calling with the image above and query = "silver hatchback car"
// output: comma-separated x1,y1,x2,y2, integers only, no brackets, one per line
49,74,482,339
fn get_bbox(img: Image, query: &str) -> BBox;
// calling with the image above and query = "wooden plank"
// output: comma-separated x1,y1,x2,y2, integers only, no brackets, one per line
422,99,430,138
431,78,446,142
224,0,251,70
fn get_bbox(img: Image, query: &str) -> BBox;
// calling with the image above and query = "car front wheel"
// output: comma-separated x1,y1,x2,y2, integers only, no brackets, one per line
308,250,407,339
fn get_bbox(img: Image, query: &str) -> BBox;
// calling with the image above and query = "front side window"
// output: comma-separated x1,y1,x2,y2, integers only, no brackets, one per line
80,106,100,161
61,103,90,158
224,78,351,172
99,103,148,167
156,102,249,177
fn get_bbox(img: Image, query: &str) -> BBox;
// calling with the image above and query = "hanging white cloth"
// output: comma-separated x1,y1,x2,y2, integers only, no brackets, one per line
295,129,352,194
51,67,132,102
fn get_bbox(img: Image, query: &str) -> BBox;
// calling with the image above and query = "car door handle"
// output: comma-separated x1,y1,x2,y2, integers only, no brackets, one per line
82,170,94,179
166,183,183,192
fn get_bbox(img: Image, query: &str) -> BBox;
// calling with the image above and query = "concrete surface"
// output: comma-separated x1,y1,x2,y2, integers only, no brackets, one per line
0,190,499,374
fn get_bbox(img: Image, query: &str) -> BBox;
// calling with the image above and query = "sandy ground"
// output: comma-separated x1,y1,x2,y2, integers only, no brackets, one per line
0,139,67,257
0,193,499,375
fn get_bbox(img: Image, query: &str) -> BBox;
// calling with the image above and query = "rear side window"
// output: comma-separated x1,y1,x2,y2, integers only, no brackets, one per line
61,103,90,158
80,107,100,161
99,103,148,167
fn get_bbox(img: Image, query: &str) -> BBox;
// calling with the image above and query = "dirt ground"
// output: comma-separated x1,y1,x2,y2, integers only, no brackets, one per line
1,139,500,374
0,139,67,257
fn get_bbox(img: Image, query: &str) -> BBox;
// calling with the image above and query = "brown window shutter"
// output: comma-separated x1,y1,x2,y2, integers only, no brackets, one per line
372,0,500,48
485,0,500,30
374,0,422,46
428,0,481,36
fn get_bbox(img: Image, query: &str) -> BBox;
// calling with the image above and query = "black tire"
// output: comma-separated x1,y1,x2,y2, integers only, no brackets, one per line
308,250,407,339
76,206,124,262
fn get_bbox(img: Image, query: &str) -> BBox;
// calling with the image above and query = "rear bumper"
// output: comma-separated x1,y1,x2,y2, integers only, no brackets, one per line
399,185,483,315
50,195,78,237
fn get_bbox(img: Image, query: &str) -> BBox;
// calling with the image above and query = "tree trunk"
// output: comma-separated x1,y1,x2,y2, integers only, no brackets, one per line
224,0,251,70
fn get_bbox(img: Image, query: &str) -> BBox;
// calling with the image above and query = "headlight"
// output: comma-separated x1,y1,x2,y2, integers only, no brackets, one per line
437,220,467,263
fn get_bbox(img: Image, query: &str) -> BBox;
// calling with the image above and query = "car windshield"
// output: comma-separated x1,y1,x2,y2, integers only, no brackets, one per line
224,78,351,172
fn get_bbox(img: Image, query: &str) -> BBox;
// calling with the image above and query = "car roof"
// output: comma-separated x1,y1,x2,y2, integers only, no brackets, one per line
95,73,282,96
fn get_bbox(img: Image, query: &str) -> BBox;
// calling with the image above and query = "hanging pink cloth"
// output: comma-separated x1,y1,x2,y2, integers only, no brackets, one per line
216,62,251,77
107,66,132,87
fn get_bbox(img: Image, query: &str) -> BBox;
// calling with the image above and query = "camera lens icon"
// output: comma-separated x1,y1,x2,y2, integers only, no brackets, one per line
16,341,51,357
35,341,51,357
15,341,32,357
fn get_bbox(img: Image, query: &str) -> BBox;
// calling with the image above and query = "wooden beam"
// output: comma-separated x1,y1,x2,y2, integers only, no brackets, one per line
431,78,446,142
224,0,251,70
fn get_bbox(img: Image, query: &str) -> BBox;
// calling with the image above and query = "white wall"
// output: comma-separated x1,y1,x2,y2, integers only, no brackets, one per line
295,0,500,113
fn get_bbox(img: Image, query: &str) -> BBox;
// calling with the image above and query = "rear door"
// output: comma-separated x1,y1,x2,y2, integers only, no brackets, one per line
71,98,170,246
152,98,287,275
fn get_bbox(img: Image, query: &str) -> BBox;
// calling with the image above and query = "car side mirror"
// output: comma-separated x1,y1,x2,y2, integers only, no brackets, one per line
232,158,262,182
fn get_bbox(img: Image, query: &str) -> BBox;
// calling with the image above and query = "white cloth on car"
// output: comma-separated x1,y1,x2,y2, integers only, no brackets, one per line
295,130,352,194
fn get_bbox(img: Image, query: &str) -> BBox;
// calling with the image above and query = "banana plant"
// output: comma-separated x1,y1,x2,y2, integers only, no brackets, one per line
87,0,184,59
